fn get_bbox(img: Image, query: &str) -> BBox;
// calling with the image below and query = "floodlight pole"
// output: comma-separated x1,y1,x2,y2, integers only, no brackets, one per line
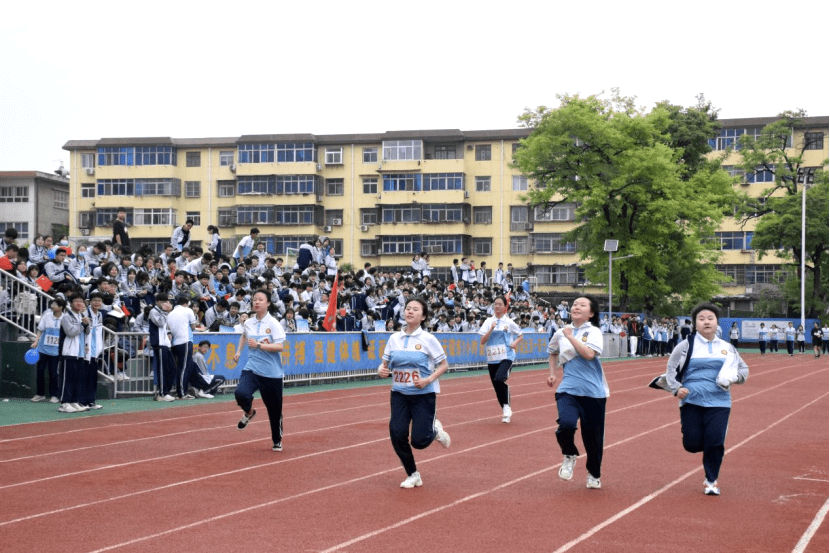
798,167,815,330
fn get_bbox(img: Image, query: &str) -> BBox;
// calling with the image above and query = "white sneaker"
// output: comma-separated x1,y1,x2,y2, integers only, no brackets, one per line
58,403,77,413
121,372,130,380
195,389,213,399
587,475,602,489
31,395,46,402
433,419,451,449
89,404,103,410
158,394,176,402
115,373,124,381
400,471,423,488
71,402,89,412
559,455,577,481
49,396,59,404
502,404,512,423
704,480,720,496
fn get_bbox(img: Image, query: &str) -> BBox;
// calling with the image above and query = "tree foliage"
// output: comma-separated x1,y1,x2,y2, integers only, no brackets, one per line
513,91,736,313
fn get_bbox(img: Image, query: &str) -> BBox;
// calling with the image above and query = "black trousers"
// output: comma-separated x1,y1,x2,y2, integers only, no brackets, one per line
555,392,606,479
235,370,284,445
389,391,437,476
680,403,730,483
487,359,513,408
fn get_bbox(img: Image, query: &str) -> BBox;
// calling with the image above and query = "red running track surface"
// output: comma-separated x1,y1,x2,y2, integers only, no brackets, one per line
0,353,827,552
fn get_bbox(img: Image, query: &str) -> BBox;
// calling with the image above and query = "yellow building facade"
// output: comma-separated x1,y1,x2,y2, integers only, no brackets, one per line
64,116,827,301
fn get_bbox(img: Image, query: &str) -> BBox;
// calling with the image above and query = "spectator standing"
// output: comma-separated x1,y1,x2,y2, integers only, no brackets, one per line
112,208,130,252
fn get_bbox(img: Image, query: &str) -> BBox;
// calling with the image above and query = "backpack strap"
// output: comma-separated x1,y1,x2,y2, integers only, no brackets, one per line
675,332,696,384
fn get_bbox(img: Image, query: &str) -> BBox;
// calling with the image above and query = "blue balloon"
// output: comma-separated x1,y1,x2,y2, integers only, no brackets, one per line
47,250,55,259
24,349,40,365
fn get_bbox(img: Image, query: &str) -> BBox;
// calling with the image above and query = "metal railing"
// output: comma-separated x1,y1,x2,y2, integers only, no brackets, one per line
0,267,52,340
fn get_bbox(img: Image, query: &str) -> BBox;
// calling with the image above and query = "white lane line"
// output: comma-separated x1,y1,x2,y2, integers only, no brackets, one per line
792,498,829,553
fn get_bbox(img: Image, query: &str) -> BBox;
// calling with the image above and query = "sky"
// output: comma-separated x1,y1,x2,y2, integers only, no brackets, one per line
1,0,827,173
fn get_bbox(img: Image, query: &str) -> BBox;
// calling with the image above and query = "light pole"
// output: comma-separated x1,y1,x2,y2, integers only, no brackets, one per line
797,167,816,330
604,240,618,323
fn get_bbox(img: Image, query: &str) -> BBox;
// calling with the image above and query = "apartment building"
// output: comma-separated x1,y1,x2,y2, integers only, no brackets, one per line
0,170,70,243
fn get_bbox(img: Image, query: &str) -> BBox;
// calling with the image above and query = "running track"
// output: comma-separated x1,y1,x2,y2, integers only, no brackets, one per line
0,353,826,552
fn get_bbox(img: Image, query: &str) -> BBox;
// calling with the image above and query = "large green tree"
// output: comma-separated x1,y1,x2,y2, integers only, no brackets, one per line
731,110,829,318
514,92,736,313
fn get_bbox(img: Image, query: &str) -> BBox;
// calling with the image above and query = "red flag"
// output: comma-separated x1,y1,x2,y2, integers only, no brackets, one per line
322,272,339,331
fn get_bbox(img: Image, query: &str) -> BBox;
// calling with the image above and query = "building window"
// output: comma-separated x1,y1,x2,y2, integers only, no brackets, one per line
536,265,581,285
433,145,456,160
8,222,29,239
361,240,379,256
237,175,275,195
276,175,316,194
186,211,201,226
97,179,134,196
272,206,316,225
81,183,95,198
382,206,421,223
218,208,235,227
81,153,95,168
510,206,529,224
219,151,234,166
805,132,824,150
325,210,344,226
723,165,746,181
360,208,378,225
96,208,132,227
0,185,29,202
382,140,422,161
746,165,775,183
473,238,492,256
512,175,528,191
475,176,491,192
512,143,521,160
747,264,784,285
475,144,491,161
422,205,463,223
381,235,420,254
532,233,576,253
422,236,463,254
473,206,492,224
424,173,463,191
134,208,177,226
362,177,378,194
325,147,343,165
326,178,344,196
136,179,181,196
715,231,753,250
383,173,420,191
186,152,201,167
54,190,68,210
237,206,275,225
185,181,201,198
534,203,576,222
218,180,236,197
238,143,275,163
136,146,176,165
363,147,378,163
276,142,316,163
510,236,529,255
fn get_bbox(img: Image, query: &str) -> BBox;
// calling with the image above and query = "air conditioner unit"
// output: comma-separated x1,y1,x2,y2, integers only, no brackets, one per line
464,190,469,198
229,165,236,173
316,164,322,171
425,245,443,254
80,228,90,236
462,217,470,224
316,194,323,202
85,167,95,176
360,225,369,232
323,225,332,233
523,223,534,231
332,218,342,226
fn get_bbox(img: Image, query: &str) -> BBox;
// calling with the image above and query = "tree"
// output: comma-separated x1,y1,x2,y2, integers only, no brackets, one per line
731,111,829,318
750,179,829,318
513,91,736,313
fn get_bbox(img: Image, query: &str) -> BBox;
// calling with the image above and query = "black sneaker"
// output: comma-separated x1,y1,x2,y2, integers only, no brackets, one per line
272,442,282,452
237,409,256,430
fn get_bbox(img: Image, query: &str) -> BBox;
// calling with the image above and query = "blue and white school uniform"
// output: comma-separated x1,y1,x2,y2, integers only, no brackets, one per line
666,333,749,484
478,314,523,409
148,306,175,395
758,328,768,354
383,327,447,477
234,312,287,446
81,307,104,406
547,322,608,479
35,310,62,399
58,310,90,406
784,326,796,355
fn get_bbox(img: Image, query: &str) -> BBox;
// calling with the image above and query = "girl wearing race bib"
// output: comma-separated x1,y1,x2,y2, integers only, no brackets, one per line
29,298,66,403
478,295,523,423
378,297,451,489
546,296,608,490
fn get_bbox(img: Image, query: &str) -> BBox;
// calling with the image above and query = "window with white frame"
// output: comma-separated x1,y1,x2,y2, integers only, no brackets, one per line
54,189,68,209
746,164,775,183
326,178,344,196
361,240,378,256
533,203,576,222
325,147,343,165
185,181,201,198
532,233,576,253
473,238,492,256
805,132,824,150
362,177,378,194
512,175,528,191
219,151,234,166
81,153,95,168
433,145,456,159
381,235,420,255
382,140,422,161
0,185,29,202
363,147,378,163
360,208,378,225
186,211,201,226
475,176,491,192
218,208,235,227
510,206,529,224
134,208,177,226
136,179,181,196
473,206,492,224
8,222,29,239
382,206,421,223
325,210,344,226
218,180,235,197
186,152,201,167
96,208,131,227
81,183,95,198
475,144,491,161
510,236,529,255
536,265,580,285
